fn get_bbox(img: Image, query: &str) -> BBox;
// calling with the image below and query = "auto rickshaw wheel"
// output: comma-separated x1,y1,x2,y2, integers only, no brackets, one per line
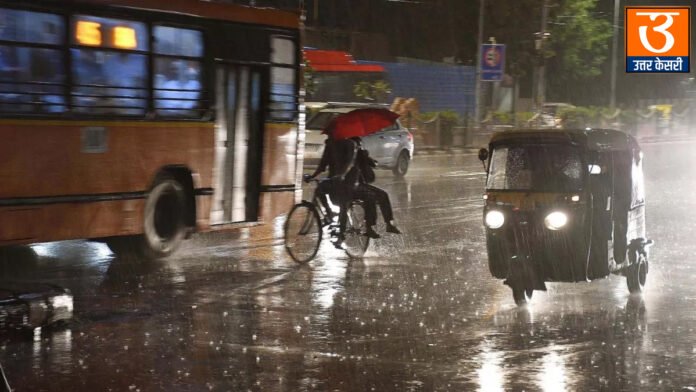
627,252,648,294
512,288,533,306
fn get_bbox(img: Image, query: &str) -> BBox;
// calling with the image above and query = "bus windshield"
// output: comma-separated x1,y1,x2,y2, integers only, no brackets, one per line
486,144,584,192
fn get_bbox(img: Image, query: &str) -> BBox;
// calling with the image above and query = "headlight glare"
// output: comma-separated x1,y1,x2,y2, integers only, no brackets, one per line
485,210,505,229
544,211,568,230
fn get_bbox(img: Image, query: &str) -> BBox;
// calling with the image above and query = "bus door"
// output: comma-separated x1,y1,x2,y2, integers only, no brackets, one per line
211,65,265,225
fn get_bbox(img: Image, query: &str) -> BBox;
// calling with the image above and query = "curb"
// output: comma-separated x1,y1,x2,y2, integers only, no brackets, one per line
413,135,696,155
638,135,696,144
413,148,478,156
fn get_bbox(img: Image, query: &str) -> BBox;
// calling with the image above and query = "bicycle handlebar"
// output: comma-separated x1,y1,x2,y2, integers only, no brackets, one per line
303,174,328,184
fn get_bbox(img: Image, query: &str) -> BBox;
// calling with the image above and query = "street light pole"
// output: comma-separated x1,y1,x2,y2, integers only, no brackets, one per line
536,0,549,112
474,0,485,129
609,0,620,109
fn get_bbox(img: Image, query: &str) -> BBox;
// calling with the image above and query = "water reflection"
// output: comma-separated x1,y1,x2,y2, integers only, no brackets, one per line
480,294,647,391
310,257,347,311
385,177,412,207
538,349,566,391
29,327,73,378
476,342,504,392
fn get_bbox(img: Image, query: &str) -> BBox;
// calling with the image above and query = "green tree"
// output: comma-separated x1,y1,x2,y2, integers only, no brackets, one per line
353,80,392,102
482,0,611,102
545,0,612,101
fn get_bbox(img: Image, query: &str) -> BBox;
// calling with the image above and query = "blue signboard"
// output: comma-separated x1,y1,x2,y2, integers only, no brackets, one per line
481,44,506,81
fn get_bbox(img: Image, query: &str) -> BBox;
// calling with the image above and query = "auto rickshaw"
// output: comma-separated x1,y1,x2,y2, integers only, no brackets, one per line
478,129,653,305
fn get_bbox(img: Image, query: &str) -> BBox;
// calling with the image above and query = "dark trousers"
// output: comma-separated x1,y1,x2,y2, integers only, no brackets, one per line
338,186,379,235
353,183,394,225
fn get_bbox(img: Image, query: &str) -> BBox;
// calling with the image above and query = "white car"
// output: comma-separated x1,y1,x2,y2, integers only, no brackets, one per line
541,102,575,128
304,104,415,177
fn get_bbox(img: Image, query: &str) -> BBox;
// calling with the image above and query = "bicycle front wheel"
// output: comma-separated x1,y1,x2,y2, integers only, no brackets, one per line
343,200,370,259
284,202,323,263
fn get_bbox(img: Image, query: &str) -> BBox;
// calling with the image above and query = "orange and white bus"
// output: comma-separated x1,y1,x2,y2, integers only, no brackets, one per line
0,0,303,258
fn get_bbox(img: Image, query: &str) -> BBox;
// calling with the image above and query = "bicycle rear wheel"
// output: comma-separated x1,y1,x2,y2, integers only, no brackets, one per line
343,200,370,259
284,202,322,263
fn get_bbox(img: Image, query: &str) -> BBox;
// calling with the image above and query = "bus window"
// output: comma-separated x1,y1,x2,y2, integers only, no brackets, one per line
71,16,147,116
0,9,65,114
271,36,295,65
153,26,202,57
153,26,203,118
269,36,296,121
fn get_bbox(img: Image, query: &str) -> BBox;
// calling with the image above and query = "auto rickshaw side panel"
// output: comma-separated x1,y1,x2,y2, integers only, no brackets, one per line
586,147,647,277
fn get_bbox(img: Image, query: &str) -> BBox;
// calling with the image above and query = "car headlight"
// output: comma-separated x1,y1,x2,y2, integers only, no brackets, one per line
485,210,505,229
544,211,568,230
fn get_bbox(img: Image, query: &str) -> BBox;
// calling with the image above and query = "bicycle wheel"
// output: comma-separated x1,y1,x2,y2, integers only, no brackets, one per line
343,200,370,259
284,202,323,263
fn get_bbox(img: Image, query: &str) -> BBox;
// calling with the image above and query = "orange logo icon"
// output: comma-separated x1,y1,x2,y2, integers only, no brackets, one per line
625,6,690,73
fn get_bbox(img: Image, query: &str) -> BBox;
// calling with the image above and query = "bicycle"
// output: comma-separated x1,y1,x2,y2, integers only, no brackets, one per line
284,177,371,263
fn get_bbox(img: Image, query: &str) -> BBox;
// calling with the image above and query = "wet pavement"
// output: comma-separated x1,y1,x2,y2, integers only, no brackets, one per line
0,140,695,391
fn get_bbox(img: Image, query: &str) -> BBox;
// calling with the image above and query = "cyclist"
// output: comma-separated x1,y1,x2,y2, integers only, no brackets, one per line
306,130,380,247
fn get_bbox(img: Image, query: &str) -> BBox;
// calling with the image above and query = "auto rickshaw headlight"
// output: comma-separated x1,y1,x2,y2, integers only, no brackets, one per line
544,211,568,230
485,210,505,229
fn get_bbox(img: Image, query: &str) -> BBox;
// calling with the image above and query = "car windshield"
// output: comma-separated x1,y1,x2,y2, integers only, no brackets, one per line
306,111,339,130
306,110,401,132
486,144,584,192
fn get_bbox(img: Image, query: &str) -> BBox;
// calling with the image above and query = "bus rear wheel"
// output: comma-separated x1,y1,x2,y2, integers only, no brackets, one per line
107,176,188,260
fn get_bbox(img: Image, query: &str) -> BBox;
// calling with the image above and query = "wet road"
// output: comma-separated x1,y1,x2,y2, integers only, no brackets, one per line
0,141,695,391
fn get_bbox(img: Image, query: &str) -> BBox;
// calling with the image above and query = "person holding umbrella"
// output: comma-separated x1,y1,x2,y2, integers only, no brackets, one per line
306,108,403,245
306,124,381,247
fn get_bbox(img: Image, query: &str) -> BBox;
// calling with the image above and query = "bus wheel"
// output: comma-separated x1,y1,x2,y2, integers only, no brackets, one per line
141,176,188,259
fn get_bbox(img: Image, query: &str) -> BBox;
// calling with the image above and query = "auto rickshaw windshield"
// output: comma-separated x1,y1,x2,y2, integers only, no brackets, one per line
486,144,584,192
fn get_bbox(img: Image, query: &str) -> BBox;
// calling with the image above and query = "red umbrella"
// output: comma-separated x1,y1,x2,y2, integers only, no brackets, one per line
326,108,400,140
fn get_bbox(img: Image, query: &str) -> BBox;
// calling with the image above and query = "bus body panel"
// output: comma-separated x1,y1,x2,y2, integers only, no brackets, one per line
0,1,302,249
0,199,145,245
76,0,300,29
0,121,215,199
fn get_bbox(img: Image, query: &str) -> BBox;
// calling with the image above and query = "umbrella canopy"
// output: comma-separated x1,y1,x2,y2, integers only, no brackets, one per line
326,108,400,140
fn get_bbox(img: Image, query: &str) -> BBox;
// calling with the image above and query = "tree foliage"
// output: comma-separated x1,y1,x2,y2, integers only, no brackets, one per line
482,0,611,102
353,80,392,102
547,0,612,79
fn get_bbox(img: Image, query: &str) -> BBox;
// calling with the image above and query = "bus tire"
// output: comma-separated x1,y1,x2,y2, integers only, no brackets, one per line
141,175,188,259
107,176,188,260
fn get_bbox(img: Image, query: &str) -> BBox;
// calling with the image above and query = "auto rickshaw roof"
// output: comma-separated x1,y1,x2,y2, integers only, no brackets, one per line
489,128,639,152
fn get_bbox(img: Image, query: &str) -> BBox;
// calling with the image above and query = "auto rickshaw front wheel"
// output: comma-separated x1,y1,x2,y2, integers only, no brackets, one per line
512,288,534,306
627,251,649,294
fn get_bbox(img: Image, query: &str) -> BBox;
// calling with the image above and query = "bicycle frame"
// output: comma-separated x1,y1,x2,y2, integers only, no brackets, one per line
306,178,363,237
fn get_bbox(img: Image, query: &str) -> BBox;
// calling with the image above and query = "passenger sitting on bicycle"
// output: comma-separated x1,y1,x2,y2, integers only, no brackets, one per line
351,138,402,235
